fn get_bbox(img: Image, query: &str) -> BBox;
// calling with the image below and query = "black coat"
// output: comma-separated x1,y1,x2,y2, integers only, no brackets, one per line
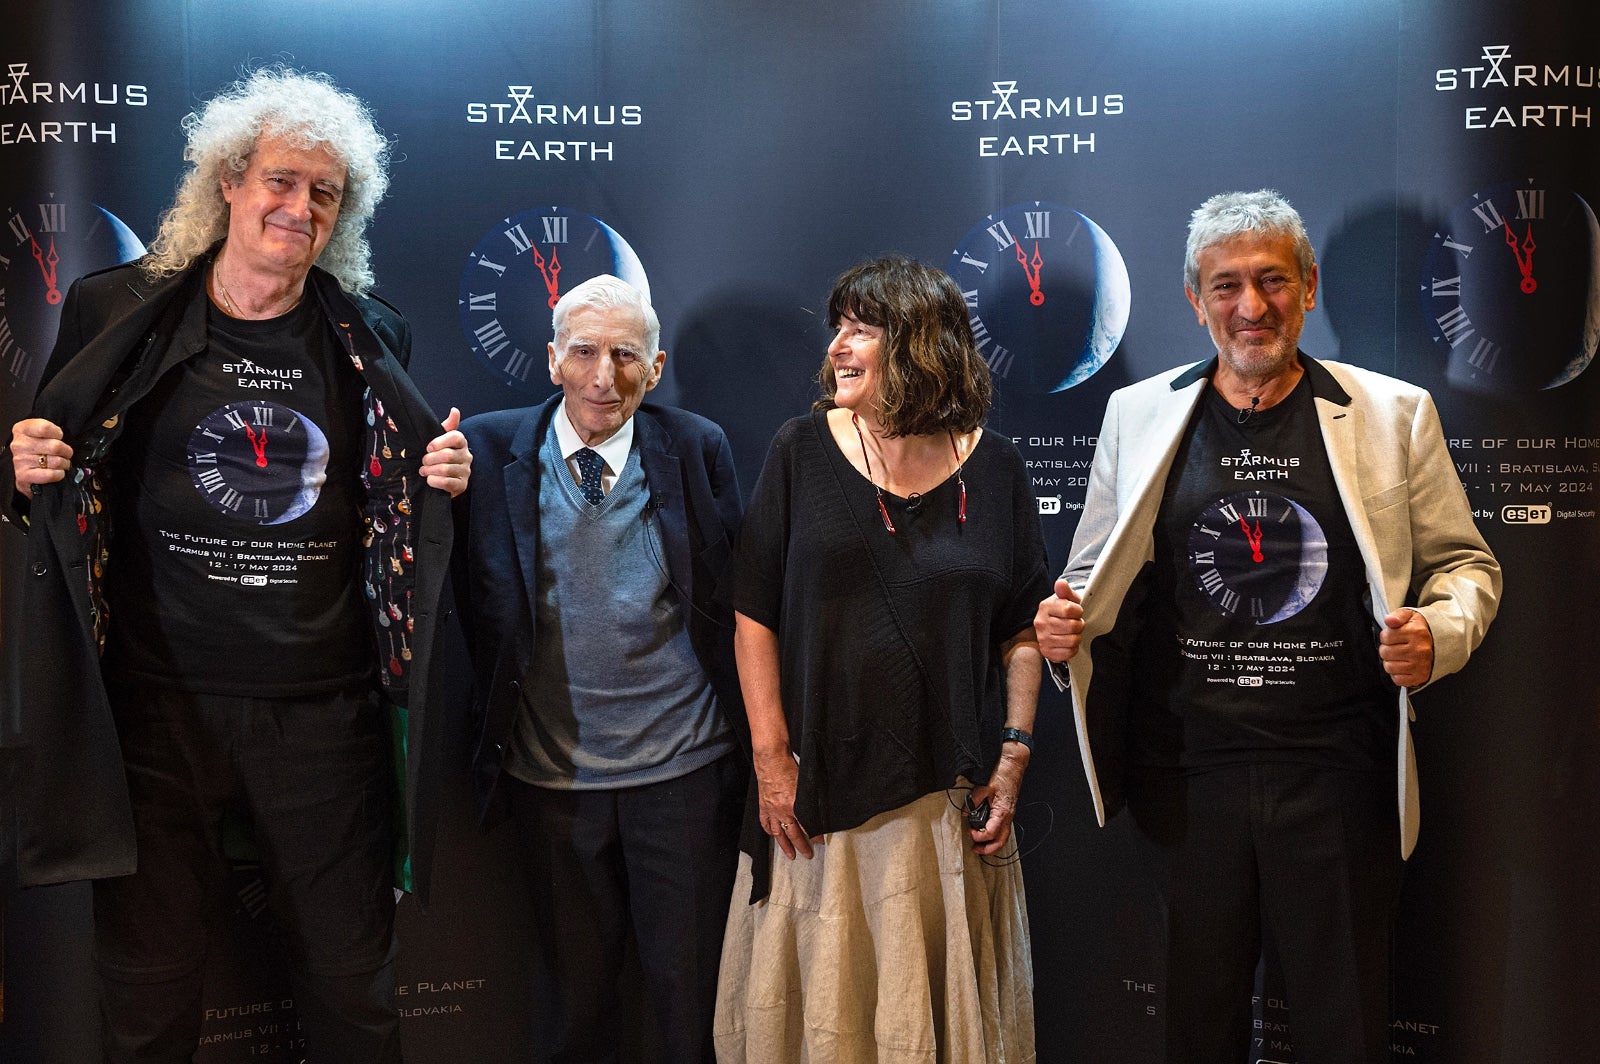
453,396,748,826
1,254,455,903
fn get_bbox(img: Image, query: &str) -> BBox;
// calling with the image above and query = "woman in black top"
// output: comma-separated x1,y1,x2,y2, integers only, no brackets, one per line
714,256,1048,1062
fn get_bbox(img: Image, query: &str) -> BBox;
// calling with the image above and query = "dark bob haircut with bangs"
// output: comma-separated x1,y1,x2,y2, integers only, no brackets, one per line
815,255,993,438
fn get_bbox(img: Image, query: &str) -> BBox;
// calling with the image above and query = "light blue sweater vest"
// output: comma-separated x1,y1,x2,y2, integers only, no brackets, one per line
505,421,731,789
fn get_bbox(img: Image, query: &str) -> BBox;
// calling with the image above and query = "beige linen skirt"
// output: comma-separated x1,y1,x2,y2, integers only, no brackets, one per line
713,786,1035,1063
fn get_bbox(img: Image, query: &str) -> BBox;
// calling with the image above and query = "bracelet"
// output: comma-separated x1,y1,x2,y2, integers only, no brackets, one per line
1001,727,1033,752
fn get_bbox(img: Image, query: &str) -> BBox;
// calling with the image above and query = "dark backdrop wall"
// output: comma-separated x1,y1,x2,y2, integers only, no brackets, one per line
2,1,1596,1061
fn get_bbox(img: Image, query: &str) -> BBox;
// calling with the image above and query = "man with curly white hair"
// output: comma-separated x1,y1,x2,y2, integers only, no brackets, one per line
5,67,470,1062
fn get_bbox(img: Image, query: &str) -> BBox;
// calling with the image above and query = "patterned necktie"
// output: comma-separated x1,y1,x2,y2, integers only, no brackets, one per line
574,447,606,505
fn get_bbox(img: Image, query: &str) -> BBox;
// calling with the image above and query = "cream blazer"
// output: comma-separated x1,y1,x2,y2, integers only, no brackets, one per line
1053,355,1501,858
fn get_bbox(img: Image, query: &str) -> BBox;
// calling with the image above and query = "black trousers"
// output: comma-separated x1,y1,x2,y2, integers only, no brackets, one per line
1129,762,1404,1064
507,751,744,1064
93,679,400,1064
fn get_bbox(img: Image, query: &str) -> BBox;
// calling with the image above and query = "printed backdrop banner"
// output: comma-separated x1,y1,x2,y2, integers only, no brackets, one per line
1,1,1596,1061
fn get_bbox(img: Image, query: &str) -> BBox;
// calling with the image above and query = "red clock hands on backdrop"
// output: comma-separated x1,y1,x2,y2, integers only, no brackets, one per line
1504,222,1537,294
531,244,562,308
1014,238,1045,306
31,234,62,305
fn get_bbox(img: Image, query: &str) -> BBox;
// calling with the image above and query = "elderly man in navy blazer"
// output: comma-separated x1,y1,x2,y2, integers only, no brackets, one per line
453,274,746,1063
1034,191,1501,1064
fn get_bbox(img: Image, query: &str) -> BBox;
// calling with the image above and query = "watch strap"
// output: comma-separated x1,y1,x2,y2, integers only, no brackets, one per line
1001,726,1034,752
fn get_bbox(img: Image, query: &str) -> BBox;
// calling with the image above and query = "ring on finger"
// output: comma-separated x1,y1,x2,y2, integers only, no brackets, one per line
38,454,48,468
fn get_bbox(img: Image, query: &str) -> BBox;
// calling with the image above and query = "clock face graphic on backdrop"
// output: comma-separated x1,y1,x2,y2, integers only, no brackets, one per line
1422,179,1600,396
1,193,145,403
1188,490,1328,624
459,206,652,391
188,401,330,525
948,201,1130,393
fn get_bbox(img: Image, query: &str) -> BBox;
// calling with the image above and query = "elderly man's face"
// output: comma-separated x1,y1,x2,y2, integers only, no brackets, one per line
547,304,665,446
1185,231,1317,381
221,135,345,281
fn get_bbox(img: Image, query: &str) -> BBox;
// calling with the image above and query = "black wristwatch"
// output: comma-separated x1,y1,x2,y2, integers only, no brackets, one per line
1001,727,1034,752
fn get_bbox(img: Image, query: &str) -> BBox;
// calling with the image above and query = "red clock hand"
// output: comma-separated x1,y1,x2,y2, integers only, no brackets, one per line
530,244,562,308
1519,224,1536,293
1504,222,1537,294
1238,515,1264,563
1013,239,1045,306
30,235,63,305
244,423,269,468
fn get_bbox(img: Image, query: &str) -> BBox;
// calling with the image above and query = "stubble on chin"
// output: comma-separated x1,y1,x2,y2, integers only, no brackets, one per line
1219,335,1298,381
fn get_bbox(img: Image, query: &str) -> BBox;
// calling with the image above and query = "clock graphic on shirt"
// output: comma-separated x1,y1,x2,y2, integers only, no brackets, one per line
947,201,1130,392
1421,179,1600,395
458,206,651,391
187,400,331,525
1,192,145,404
1188,489,1329,624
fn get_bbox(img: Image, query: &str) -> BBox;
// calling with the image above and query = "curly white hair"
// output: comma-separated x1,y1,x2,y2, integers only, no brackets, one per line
143,66,391,295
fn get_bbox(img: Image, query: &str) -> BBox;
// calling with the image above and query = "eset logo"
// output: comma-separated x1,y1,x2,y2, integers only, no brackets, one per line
1501,504,1551,524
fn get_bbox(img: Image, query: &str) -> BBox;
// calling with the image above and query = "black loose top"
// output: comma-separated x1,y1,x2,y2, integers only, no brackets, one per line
734,410,1050,838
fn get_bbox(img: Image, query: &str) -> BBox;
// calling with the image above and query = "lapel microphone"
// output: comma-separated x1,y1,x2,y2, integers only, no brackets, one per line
1236,396,1260,425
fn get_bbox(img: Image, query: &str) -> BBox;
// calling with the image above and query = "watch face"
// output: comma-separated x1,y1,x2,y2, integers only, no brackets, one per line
1422,179,1600,395
947,201,1130,393
458,206,651,391
187,401,331,525
1188,490,1329,624
1,194,145,402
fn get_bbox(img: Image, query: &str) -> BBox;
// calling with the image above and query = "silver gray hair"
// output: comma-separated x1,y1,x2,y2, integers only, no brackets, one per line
551,274,662,383
142,66,391,295
1184,189,1316,293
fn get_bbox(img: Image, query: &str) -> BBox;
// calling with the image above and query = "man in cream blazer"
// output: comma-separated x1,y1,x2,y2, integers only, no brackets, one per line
1035,190,1500,1064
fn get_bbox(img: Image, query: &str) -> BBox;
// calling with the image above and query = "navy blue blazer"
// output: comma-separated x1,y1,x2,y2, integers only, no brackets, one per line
453,396,747,824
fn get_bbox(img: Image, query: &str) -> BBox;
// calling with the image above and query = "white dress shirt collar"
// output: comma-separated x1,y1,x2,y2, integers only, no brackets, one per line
553,398,635,482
